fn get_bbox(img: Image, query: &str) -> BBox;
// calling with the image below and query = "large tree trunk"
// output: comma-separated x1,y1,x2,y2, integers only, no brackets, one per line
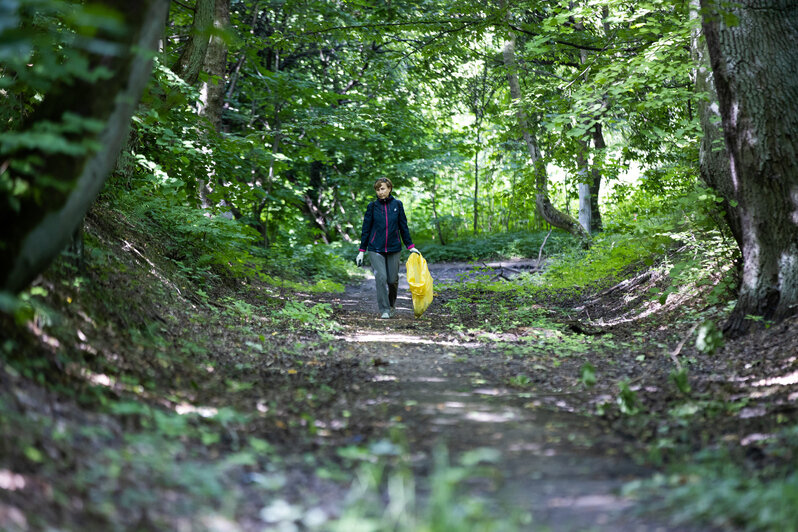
690,0,742,248
0,0,170,294
700,0,798,335
173,0,214,85
501,34,590,243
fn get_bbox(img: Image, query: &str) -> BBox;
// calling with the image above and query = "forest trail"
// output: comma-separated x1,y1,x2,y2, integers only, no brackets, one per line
326,261,696,531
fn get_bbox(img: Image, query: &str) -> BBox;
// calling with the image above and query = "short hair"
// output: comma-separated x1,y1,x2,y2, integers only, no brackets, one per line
373,178,393,191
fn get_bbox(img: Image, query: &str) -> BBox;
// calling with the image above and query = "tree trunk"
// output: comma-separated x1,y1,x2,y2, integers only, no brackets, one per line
473,146,479,235
0,0,170,294
700,0,798,334
573,6,603,234
198,0,230,131
578,183,592,234
173,0,214,85
691,0,742,248
501,34,590,244
575,137,592,234
305,160,330,243
589,124,605,233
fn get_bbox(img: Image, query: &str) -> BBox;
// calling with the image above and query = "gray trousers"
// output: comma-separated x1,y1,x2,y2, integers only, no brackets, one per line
369,251,400,313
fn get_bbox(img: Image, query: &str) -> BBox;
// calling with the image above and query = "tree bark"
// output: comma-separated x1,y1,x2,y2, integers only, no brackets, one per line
0,0,170,294
198,0,230,131
575,137,592,234
501,34,590,243
473,145,479,235
578,183,592,234
700,0,798,334
690,0,742,248
173,0,214,85
589,124,605,233
196,0,229,208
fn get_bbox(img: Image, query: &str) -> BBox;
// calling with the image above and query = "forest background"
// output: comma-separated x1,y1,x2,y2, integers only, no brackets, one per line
2,0,798,530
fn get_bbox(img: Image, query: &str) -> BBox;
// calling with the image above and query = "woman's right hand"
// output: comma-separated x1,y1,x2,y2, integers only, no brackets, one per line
356,251,365,266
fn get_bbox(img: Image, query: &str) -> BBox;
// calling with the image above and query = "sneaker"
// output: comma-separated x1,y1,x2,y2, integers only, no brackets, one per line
389,307,396,317
380,311,390,319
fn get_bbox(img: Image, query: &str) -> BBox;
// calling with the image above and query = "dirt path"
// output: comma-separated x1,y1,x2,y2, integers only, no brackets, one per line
329,260,698,531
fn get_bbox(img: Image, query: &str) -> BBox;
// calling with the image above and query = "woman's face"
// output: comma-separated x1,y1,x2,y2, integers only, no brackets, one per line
375,183,391,199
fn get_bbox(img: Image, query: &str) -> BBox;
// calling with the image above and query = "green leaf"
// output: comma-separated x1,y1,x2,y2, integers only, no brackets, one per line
579,362,597,387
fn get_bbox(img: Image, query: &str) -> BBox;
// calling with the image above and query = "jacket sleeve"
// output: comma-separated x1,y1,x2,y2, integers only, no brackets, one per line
398,201,414,249
359,202,373,252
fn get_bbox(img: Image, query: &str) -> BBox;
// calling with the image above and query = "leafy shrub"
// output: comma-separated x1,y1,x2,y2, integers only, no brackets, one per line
634,443,798,532
417,230,571,263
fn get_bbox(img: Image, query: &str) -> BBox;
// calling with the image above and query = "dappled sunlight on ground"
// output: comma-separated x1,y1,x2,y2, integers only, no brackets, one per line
341,331,475,346
547,493,633,510
754,369,798,387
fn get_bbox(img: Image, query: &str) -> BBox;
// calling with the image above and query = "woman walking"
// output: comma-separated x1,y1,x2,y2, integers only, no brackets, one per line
356,178,419,319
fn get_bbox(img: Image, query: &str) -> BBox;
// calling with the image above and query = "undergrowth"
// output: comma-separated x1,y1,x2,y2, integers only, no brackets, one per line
416,230,571,263
630,429,798,532
104,185,352,292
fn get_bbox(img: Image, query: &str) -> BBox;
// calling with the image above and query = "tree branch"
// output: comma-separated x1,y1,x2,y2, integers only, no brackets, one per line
173,0,195,11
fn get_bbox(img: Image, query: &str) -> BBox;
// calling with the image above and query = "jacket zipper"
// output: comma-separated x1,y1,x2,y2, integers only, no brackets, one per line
384,202,388,252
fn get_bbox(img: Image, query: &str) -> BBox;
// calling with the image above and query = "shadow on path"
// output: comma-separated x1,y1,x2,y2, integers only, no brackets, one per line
329,260,702,531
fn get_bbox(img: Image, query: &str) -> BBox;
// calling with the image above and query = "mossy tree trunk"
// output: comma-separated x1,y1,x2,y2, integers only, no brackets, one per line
0,0,170,294
700,0,798,334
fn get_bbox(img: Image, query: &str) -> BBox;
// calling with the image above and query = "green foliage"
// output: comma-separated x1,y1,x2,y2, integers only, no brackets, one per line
537,231,660,291
580,362,597,388
669,368,692,396
617,380,641,415
419,230,570,263
0,287,53,327
275,301,338,332
744,314,775,329
508,374,533,388
695,321,724,355
0,1,132,211
633,433,798,532
331,444,530,531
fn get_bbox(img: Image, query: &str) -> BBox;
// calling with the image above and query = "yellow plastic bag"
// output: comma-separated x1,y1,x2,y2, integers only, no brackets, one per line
406,251,433,318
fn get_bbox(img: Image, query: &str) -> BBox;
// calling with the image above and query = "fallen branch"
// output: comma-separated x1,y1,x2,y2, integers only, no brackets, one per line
669,322,699,370
537,228,553,266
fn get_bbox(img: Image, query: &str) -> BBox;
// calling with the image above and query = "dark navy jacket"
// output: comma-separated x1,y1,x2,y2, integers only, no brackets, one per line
359,196,415,253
